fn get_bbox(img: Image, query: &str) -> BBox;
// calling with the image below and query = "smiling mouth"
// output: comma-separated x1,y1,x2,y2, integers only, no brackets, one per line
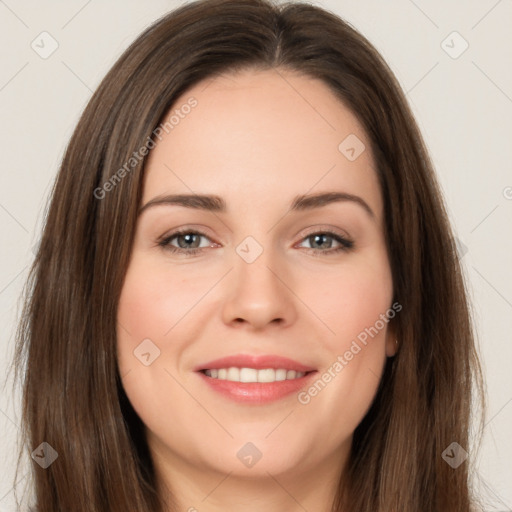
200,367,315,383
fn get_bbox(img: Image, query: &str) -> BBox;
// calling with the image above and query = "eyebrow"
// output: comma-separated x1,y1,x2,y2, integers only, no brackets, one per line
138,191,375,219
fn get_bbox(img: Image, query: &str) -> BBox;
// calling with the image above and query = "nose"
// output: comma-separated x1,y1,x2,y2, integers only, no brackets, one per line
221,248,298,331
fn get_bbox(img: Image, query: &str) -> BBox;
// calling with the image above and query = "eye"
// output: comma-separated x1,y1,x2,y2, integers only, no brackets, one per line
296,230,354,255
158,229,214,256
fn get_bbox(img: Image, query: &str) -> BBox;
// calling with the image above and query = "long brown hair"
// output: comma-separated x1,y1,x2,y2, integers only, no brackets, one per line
12,0,484,510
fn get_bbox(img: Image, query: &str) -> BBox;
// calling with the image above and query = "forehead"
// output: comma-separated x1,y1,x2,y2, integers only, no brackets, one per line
142,67,382,220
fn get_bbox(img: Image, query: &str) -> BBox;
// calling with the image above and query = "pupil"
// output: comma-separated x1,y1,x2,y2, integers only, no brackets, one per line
179,233,199,248
313,234,330,249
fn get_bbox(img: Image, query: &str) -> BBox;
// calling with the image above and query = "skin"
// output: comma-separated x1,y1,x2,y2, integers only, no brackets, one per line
117,67,397,512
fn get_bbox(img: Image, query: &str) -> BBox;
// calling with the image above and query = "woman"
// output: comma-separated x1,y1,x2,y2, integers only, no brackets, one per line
13,0,484,510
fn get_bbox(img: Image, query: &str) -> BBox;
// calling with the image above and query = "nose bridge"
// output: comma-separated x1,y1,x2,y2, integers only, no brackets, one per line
221,235,296,328
235,239,278,289
233,235,283,298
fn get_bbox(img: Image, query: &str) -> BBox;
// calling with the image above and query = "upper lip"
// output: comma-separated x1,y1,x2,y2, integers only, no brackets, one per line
194,354,316,373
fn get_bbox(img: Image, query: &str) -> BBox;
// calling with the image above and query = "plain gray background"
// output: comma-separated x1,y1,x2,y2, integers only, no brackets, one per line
0,0,511,510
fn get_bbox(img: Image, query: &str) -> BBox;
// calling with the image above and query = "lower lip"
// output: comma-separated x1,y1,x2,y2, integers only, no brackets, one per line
197,371,318,404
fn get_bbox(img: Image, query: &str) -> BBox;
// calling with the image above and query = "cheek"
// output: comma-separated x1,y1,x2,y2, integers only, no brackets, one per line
295,257,393,436
117,258,208,345
116,255,219,415
115,258,198,429
299,258,392,399
311,257,393,349
116,258,182,381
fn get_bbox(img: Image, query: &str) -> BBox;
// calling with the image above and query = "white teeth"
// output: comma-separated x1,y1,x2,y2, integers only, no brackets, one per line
204,367,306,383
257,368,275,383
226,367,239,381
239,368,258,382
275,369,287,381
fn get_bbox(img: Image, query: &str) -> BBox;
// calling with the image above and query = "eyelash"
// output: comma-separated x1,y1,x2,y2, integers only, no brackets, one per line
157,227,354,257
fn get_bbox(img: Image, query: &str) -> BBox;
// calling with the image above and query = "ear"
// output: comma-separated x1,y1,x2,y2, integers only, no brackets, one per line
385,321,398,357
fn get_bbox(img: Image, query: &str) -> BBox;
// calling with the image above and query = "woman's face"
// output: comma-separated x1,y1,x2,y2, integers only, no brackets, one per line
117,67,396,493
